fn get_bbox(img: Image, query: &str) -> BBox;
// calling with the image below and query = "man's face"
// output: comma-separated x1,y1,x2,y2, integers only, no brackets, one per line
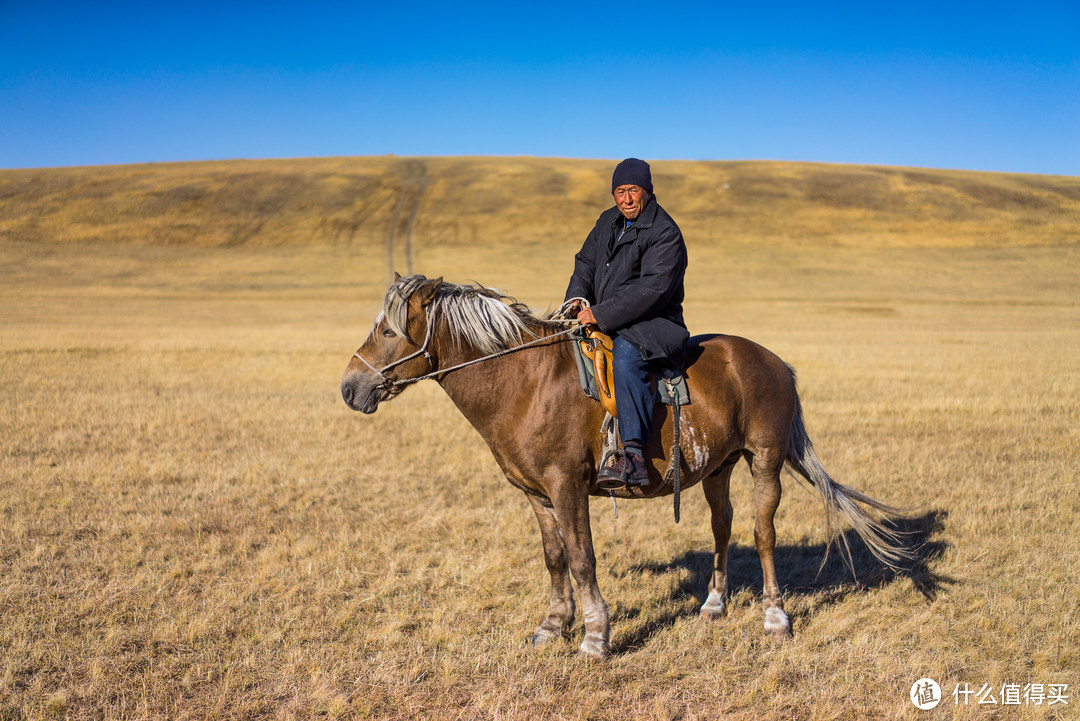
613,184,650,221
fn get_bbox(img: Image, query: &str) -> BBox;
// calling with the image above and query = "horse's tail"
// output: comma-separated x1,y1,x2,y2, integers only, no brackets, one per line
786,390,912,573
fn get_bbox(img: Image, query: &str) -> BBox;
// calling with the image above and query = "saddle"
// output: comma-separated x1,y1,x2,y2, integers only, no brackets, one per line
577,326,618,416
572,326,690,417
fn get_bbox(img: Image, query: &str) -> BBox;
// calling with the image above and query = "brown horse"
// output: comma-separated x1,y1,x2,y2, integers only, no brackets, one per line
341,275,908,658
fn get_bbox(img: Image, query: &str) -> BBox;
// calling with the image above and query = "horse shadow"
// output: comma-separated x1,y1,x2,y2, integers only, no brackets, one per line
609,510,951,654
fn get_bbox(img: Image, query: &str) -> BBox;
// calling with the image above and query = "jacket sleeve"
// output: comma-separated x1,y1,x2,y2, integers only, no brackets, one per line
563,225,599,303
590,225,686,333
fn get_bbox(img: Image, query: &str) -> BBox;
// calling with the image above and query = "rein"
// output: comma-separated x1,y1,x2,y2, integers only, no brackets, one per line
353,314,581,392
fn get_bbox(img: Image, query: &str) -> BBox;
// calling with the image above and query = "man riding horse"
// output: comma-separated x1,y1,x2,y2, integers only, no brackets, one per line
565,158,689,489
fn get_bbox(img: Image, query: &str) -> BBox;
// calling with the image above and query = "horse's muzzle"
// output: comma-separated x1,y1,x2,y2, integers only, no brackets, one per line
341,374,385,414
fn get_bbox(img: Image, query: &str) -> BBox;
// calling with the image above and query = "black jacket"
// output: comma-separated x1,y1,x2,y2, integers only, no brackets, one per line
564,197,689,366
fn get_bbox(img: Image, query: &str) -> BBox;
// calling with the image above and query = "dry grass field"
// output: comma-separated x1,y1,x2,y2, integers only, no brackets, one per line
1,158,1078,719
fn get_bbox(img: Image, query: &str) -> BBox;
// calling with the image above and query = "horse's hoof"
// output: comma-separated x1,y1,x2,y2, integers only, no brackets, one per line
763,607,791,638
768,628,793,642
528,629,562,646
700,592,726,621
700,607,725,622
577,634,610,660
528,615,572,647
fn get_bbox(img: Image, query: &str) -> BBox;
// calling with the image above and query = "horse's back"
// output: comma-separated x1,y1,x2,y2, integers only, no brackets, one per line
686,333,795,384
682,333,798,443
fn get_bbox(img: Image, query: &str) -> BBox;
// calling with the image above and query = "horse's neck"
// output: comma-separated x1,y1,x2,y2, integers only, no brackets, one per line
435,333,580,434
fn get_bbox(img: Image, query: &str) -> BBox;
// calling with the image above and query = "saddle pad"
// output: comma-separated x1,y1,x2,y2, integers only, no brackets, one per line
656,371,691,406
572,335,603,402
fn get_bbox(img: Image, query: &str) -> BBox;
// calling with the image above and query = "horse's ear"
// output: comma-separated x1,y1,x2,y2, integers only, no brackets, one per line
417,276,443,306
393,271,402,282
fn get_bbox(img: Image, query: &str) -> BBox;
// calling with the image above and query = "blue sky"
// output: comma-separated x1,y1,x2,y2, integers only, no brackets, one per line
1,1,1077,174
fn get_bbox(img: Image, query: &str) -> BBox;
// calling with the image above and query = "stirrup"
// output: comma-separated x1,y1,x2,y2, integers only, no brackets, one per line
596,458,625,491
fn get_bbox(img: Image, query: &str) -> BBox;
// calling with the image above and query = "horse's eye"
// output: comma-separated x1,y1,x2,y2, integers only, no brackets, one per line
382,327,396,337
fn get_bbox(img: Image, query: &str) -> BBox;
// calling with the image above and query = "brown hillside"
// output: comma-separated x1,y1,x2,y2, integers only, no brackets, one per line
1,157,1078,250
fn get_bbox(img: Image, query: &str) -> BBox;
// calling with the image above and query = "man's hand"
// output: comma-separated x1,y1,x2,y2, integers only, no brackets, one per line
576,307,598,326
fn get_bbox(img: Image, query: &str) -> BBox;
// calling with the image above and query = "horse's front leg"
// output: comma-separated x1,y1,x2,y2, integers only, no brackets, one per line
549,484,610,659
526,493,575,645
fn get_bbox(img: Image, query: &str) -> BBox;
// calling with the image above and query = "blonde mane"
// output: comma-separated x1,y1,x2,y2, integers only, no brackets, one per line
383,275,560,355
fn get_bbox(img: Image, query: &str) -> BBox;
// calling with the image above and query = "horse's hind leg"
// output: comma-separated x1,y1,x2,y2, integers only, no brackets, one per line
526,494,575,645
700,461,735,620
751,450,791,638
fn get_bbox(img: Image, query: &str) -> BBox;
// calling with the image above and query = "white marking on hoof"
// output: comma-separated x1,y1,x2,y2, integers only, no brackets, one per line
529,629,557,646
529,617,569,646
700,591,726,619
764,607,790,634
578,634,610,659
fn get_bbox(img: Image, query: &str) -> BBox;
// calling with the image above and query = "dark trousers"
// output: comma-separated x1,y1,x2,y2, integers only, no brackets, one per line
612,335,654,449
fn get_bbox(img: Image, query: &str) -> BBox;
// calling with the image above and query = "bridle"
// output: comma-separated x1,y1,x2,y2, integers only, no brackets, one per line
352,304,582,393
351,313,438,393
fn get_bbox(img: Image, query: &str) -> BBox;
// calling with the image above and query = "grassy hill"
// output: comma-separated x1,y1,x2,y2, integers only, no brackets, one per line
2,157,1078,253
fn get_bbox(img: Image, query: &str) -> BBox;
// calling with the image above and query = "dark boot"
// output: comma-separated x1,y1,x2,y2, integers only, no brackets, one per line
596,450,650,490
620,450,650,487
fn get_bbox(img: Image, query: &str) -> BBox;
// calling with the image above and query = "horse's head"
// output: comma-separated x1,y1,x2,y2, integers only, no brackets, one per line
341,274,443,414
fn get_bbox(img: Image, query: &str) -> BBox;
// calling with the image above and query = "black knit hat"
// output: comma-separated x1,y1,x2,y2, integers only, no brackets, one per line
611,158,653,194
